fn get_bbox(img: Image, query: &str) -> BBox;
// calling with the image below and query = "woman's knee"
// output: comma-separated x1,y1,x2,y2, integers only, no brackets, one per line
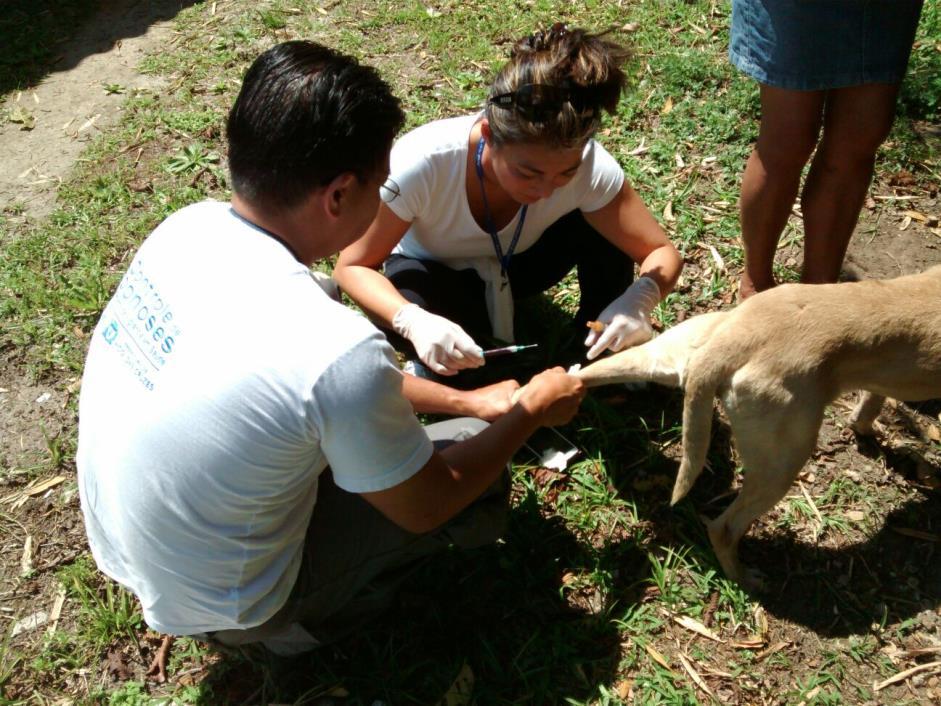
817,121,892,171
754,127,818,176
818,85,900,168
754,87,824,175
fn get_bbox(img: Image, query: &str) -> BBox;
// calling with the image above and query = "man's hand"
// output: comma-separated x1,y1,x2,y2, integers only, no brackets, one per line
517,367,585,427
461,379,521,421
392,303,485,375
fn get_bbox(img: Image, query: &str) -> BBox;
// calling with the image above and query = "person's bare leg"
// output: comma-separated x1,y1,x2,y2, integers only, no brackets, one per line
739,85,825,298
800,83,901,284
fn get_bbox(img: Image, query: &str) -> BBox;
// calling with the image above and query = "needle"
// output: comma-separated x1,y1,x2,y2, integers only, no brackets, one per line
482,343,539,358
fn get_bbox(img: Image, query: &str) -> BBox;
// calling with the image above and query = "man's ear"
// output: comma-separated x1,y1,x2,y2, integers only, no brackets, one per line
323,172,358,219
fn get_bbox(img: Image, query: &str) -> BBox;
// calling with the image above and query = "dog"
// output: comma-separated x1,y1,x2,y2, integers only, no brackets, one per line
575,266,941,587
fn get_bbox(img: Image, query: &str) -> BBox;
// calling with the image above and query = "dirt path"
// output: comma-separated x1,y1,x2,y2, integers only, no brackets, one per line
0,0,192,516
0,0,193,219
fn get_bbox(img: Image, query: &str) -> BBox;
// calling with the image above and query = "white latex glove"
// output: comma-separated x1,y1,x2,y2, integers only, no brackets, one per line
584,276,661,360
392,303,485,375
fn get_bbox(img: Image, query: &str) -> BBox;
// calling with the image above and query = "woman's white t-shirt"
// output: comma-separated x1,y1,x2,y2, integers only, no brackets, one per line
385,114,624,340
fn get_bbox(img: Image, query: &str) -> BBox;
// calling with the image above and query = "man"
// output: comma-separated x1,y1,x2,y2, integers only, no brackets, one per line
77,40,584,658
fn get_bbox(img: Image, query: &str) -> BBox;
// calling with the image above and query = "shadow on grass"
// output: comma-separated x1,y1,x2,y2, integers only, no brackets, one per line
175,295,655,704
571,354,941,642
739,491,941,637
0,0,197,97
193,493,649,705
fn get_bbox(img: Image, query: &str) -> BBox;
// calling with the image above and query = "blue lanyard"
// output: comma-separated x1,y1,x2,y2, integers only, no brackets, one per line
475,136,527,287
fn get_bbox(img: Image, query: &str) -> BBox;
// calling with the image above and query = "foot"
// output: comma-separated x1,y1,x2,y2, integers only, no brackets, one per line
738,271,775,301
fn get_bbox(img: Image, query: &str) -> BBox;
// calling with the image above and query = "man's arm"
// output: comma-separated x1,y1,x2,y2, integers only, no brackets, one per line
361,368,583,533
402,373,520,422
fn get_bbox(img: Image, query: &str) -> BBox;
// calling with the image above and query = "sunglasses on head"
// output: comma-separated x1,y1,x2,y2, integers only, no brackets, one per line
522,21,570,51
488,82,598,124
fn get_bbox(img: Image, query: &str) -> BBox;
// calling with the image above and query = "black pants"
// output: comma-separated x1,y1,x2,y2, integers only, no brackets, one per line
383,211,634,352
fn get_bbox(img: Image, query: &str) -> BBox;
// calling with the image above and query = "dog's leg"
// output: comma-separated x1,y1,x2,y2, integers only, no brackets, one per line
848,391,885,436
708,404,824,589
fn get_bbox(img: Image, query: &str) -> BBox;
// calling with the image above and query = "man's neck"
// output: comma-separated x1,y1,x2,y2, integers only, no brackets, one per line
230,193,311,265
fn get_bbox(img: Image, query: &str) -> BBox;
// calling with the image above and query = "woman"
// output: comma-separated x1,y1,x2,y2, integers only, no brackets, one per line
732,0,924,298
334,24,683,376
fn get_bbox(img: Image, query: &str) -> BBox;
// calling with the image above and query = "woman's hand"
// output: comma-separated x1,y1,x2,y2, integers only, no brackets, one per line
584,276,660,360
392,304,485,375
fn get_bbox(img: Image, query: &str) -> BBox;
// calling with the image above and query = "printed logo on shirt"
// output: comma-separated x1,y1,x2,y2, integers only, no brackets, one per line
102,321,119,344
102,258,182,392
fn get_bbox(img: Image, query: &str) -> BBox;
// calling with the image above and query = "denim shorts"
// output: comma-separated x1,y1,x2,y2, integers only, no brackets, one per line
729,0,924,91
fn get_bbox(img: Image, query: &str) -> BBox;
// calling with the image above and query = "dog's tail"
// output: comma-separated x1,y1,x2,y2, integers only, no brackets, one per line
670,359,721,506
576,312,727,389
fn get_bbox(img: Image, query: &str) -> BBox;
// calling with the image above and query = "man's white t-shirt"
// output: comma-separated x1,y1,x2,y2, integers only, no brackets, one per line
385,114,625,340
77,201,433,636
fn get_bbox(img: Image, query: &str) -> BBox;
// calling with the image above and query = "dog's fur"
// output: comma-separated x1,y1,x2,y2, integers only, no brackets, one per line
576,266,941,586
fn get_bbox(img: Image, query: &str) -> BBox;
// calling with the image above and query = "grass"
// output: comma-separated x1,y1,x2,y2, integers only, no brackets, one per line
1,0,940,704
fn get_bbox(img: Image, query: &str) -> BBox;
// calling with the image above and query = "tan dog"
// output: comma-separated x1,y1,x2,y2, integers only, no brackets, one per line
575,266,941,587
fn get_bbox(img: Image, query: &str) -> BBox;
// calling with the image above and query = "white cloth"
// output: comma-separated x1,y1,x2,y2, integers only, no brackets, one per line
77,201,433,636
386,114,624,341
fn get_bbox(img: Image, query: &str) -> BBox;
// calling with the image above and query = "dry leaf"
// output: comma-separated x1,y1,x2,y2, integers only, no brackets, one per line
731,637,766,650
47,586,67,635
800,685,822,704
677,653,713,696
707,244,725,272
874,660,941,691
533,467,564,487
756,640,789,662
663,201,675,222
899,215,912,231
438,662,474,706
9,105,35,130
2,475,68,507
673,615,723,642
20,535,33,576
643,643,672,671
890,526,939,542
661,96,674,115
755,606,769,637
615,679,633,699
622,22,639,32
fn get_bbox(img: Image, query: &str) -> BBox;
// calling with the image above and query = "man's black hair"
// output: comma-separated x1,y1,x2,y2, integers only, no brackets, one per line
227,40,405,210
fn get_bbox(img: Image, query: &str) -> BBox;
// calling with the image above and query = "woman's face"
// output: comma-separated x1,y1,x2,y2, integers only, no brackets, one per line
488,140,584,204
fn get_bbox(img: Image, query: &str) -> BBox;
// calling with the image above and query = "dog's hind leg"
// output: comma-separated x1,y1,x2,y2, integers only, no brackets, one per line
848,391,885,436
707,405,824,589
